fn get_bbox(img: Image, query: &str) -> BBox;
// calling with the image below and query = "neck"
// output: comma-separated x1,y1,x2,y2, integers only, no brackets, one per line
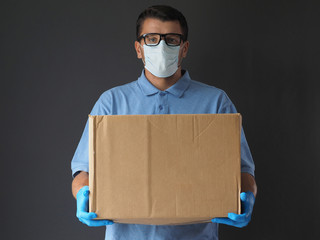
145,67,182,91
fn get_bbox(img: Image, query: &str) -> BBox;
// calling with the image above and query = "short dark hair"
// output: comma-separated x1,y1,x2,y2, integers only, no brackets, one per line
136,5,188,41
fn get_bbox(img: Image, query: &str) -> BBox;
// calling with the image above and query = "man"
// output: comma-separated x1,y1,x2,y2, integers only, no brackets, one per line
71,5,257,240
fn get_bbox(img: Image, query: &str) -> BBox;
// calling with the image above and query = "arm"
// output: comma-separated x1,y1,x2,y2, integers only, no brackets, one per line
72,171,89,199
241,172,257,197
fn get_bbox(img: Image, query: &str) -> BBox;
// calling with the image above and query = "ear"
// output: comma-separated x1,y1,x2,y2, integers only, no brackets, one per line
135,41,143,59
181,41,190,58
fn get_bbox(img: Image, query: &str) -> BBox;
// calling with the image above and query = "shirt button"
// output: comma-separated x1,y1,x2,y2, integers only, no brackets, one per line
159,105,163,110
159,92,165,96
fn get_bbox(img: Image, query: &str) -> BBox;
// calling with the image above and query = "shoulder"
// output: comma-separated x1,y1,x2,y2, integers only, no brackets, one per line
99,81,138,99
187,78,236,112
189,79,229,99
90,81,139,115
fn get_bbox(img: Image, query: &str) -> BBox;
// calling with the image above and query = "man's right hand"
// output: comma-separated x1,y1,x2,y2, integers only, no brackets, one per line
76,186,114,227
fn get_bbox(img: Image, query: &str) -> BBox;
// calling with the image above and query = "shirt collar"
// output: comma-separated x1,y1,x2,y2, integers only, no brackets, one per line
138,70,191,98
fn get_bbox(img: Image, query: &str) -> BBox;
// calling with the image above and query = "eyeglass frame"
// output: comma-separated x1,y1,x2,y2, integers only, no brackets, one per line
137,33,185,46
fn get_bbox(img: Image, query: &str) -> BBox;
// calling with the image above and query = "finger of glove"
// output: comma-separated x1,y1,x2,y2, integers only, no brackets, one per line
228,212,248,222
212,218,233,225
241,191,255,205
79,218,114,227
77,186,90,200
77,188,90,213
240,192,247,201
212,218,248,228
240,192,254,217
105,220,114,225
78,211,97,220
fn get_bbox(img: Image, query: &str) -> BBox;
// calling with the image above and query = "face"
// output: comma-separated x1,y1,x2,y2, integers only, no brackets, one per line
135,18,189,65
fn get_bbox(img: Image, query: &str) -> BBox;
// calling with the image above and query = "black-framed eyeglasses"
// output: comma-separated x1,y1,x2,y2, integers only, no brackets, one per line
137,33,184,46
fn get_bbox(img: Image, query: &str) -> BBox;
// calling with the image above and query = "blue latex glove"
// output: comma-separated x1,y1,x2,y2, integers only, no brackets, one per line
76,186,114,227
211,191,255,228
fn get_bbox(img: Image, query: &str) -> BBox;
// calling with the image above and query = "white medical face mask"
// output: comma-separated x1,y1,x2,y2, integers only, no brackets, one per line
142,40,180,78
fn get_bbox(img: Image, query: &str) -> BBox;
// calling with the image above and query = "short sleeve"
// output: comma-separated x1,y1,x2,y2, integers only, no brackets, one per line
218,92,255,177
71,93,111,177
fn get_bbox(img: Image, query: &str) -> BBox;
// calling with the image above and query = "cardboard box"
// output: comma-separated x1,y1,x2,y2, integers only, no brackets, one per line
89,114,241,225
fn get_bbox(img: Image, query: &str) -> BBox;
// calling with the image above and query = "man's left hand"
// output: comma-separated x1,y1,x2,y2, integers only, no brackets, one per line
211,191,255,228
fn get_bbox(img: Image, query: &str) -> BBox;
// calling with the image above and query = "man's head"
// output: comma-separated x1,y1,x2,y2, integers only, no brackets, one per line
136,5,188,41
135,5,190,79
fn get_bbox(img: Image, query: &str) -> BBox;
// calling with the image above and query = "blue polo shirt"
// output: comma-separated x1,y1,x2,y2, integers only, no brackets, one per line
71,70,255,240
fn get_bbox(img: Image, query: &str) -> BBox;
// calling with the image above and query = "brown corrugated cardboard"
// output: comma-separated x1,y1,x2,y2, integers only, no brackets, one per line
89,114,241,225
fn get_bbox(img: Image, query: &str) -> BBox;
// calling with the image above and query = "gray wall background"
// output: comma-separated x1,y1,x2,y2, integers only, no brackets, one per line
1,0,319,239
